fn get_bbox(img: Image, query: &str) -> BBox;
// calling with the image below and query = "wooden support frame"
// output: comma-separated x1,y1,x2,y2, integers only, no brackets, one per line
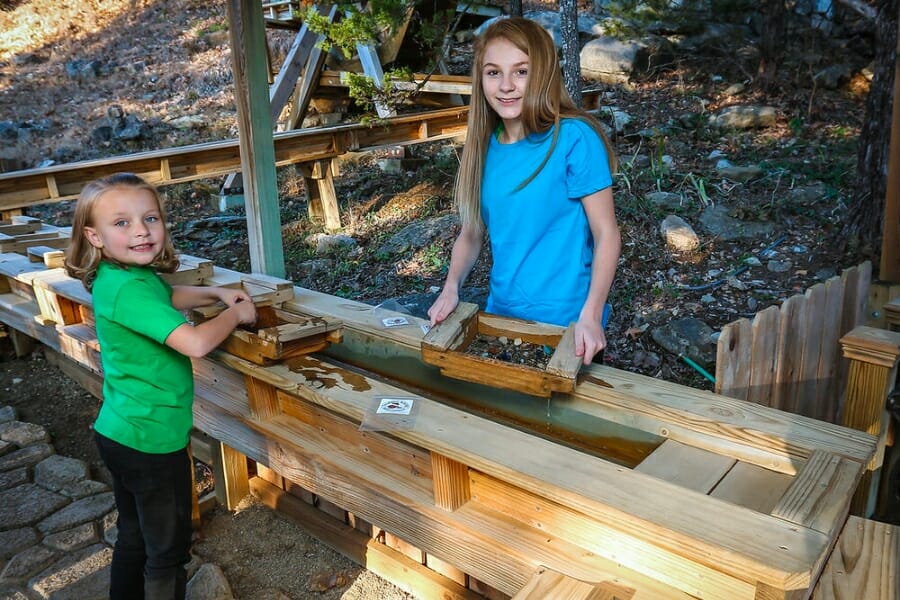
0,258,882,600
840,326,900,516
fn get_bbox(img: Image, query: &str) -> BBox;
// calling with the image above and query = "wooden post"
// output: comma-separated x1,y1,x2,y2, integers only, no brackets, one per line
430,452,470,511
840,326,900,516
226,0,286,278
245,374,280,420
879,1,900,283
300,160,341,231
219,442,251,511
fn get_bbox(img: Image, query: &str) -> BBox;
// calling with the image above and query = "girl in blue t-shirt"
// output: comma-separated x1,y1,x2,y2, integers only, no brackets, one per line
428,16,621,365
65,173,257,599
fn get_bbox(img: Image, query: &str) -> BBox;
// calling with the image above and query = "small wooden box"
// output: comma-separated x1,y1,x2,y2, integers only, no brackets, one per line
193,304,343,365
421,302,581,397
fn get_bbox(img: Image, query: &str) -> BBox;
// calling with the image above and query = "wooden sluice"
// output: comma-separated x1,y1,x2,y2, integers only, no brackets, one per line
1,242,895,600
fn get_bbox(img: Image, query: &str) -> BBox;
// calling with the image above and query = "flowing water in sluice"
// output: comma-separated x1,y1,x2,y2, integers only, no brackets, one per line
322,333,662,468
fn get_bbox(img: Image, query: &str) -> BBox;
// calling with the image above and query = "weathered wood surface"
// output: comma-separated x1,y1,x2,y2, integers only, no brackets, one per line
811,515,900,600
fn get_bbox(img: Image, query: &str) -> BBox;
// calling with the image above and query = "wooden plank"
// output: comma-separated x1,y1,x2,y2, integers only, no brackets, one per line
268,21,318,120
573,369,876,472
710,462,793,514
26,246,65,268
816,276,846,423
512,567,639,600
546,322,582,378
772,294,807,413
770,450,861,535
811,516,900,600
634,439,736,494
716,317,752,400
315,160,341,231
747,306,781,407
422,302,479,351
796,283,828,419
251,477,483,600
469,470,753,599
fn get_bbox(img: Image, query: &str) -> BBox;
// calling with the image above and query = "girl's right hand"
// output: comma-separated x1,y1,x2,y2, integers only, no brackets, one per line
231,298,257,326
427,290,459,326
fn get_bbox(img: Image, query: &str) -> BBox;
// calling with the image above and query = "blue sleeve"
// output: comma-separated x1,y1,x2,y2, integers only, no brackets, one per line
112,279,187,344
564,119,614,198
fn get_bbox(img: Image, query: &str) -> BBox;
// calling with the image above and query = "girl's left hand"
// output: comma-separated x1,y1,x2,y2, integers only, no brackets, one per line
574,318,607,365
218,288,253,307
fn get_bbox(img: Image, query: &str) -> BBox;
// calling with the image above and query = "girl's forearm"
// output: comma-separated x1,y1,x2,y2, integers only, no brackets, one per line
580,231,621,323
170,285,223,311
442,229,483,293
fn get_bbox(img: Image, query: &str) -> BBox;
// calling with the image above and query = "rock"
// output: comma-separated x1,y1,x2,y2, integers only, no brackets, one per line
0,545,57,585
186,563,234,600
716,165,764,182
0,406,17,423
34,455,90,492
27,544,112,600
0,527,40,560
0,484,69,528
660,215,699,252
767,260,793,273
645,192,683,211
37,492,116,535
581,36,669,84
709,105,778,129
376,214,457,255
42,523,99,552
0,422,49,447
651,317,717,368
0,467,29,491
308,233,357,255
699,205,776,241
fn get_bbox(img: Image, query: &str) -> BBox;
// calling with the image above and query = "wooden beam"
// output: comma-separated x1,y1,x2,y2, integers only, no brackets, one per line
0,106,468,211
431,452,470,511
227,0,285,278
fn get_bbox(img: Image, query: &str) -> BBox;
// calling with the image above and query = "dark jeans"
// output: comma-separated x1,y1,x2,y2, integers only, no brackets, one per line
95,432,192,600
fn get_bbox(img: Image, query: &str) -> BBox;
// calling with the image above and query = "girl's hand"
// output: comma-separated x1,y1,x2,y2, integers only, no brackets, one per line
428,289,459,326
574,317,607,365
218,288,253,307
230,297,257,326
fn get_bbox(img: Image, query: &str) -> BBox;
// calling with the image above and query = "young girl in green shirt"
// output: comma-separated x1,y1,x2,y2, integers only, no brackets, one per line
66,173,257,599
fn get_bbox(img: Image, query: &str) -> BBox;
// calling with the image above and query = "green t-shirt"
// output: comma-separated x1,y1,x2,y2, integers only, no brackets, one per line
92,261,193,453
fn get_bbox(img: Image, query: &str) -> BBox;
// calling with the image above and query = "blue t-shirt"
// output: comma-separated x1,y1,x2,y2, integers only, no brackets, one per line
481,118,614,326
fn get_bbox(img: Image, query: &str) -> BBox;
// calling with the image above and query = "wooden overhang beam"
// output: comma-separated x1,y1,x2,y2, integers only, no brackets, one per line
0,106,468,212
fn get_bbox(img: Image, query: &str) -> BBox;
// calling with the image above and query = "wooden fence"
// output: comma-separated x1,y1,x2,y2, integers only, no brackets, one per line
715,261,875,423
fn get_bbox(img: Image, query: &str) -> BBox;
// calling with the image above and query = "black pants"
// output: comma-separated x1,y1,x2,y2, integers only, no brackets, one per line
95,432,192,600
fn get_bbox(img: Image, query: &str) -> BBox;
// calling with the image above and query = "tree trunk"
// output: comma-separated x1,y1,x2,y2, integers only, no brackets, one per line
757,0,787,91
509,0,523,17
559,0,581,106
842,0,899,267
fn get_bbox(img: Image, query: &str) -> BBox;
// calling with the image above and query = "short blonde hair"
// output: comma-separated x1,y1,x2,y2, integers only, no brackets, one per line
65,173,179,291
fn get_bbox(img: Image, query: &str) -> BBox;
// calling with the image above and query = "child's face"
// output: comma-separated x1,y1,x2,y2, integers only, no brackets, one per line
83,187,166,266
481,37,530,128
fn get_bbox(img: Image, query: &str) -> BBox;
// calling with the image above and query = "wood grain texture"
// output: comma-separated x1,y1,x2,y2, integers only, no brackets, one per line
812,516,900,600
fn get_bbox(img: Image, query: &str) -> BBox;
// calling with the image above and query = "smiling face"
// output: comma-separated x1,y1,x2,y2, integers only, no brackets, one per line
481,37,530,142
83,187,166,266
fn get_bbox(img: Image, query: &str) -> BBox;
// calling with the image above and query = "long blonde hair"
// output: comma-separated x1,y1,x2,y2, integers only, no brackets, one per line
65,173,179,291
456,17,618,233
